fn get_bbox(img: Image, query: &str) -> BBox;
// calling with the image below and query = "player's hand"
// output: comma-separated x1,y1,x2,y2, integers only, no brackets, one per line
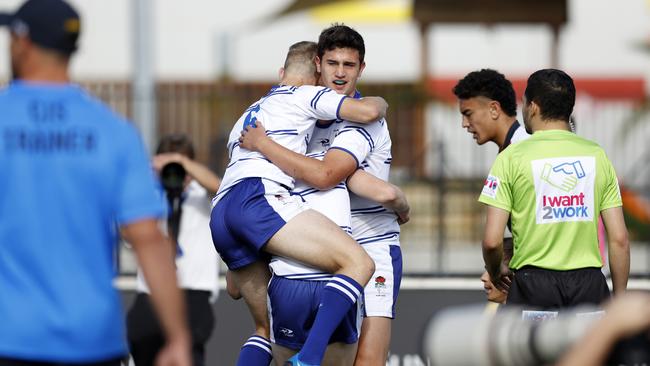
489,262,513,293
396,207,410,225
155,334,191,366
239,120,268,152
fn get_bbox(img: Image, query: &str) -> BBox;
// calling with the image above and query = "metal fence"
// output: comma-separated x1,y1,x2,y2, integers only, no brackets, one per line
82,81,650,277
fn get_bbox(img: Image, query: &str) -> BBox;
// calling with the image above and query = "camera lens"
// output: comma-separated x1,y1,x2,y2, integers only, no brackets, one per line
161,162,186,196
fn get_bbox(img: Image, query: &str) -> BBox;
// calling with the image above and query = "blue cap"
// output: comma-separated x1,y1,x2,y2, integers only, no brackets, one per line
0,0,80,55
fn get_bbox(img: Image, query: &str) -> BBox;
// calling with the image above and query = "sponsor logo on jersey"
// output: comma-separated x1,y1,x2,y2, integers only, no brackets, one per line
481,175,500,199
532,157,595,224
318,138,330,148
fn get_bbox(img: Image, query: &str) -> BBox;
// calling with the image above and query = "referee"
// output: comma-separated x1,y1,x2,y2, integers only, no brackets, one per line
480,69,630,309
0,1,190,365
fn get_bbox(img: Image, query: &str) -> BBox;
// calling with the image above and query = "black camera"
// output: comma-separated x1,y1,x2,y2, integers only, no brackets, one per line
160,162,186,198
160,162,186,246
423,304,650,366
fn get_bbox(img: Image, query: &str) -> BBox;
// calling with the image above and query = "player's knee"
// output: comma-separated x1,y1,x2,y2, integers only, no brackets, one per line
357,252,375,284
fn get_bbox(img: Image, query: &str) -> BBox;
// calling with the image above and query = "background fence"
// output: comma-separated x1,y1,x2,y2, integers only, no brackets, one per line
84,81,650,277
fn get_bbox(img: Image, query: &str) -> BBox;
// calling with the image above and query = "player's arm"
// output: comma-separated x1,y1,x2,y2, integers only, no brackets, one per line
338,96,388,124
239,121,357,190
601,206,630,294
122,219,191,366
153,153,221,194
482,206,512,292
347,169,410,224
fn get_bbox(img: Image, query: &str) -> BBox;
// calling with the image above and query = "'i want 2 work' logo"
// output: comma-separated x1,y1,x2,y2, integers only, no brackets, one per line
532,157,595,224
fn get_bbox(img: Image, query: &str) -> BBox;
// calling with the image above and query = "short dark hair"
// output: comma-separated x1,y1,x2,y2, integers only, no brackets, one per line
156,134,195,159
317,24,365,63
452,69,517,117
524,69,575,122
283,41,318,76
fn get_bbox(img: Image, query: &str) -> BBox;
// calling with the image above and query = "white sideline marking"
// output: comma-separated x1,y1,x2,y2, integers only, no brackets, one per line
113,276,650,291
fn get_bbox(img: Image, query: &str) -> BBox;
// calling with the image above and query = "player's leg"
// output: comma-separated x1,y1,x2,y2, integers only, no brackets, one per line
210,179,277,366
273,344,297,366
322,343,358,366
230,260,273,366
274,343,357,366
354,243,402,366
265,209,374,283
266,209,373,365
354,318,391,365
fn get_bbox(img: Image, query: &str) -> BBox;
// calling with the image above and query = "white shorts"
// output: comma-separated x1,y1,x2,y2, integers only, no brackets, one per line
361,242,402,318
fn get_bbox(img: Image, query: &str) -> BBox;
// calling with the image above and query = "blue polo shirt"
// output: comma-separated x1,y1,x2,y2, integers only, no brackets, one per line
0,81,164,362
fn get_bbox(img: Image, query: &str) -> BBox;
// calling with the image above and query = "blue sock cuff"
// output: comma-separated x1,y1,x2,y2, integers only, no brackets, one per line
242,335,272,355
325,274,363,304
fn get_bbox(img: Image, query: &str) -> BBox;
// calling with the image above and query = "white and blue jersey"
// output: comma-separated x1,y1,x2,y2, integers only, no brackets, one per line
269,120,352,279
214,85,348,203
344,117,400,247
328,92,402,318
211,85,348,270
267,122,362,349
0,81,164,362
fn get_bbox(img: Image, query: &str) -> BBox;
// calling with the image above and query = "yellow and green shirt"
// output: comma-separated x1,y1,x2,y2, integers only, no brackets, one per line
479,130,622,271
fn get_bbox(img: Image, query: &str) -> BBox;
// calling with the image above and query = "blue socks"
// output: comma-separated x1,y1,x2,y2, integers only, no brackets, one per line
299,274,363,365
236,335,273,366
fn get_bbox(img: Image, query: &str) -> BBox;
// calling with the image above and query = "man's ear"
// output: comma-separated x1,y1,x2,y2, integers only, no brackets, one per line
489,100,501,120
529,100,540,118
315,56,322,73
278,67,285,80
357,61,366,79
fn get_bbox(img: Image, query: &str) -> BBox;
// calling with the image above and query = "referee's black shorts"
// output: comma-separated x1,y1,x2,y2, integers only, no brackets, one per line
506,266,610,310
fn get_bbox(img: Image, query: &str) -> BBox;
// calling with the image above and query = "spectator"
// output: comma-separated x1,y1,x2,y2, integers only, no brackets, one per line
127,134,221,366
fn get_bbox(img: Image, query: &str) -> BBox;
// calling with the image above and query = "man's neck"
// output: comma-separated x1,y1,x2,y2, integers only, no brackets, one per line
19,63,69,83
494,117,518,150
533,119,571,132
280,75,311,87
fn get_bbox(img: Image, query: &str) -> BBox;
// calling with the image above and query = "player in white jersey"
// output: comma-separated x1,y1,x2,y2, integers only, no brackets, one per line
210,41,388,366
265,116,410,365
239,25,408,366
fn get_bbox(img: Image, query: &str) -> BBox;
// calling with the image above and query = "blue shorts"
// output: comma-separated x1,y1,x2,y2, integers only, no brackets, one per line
268,275,362,350
209,178,308,270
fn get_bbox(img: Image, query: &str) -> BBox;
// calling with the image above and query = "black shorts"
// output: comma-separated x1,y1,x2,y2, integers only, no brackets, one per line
506,266,610,310
127,290,215,366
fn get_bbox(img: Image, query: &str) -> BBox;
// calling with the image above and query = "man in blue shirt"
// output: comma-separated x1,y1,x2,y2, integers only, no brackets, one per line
0,1,190,365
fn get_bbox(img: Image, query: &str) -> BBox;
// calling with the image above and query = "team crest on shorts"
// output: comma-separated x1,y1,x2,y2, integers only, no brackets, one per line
374,276,387,297
274,194,288,205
